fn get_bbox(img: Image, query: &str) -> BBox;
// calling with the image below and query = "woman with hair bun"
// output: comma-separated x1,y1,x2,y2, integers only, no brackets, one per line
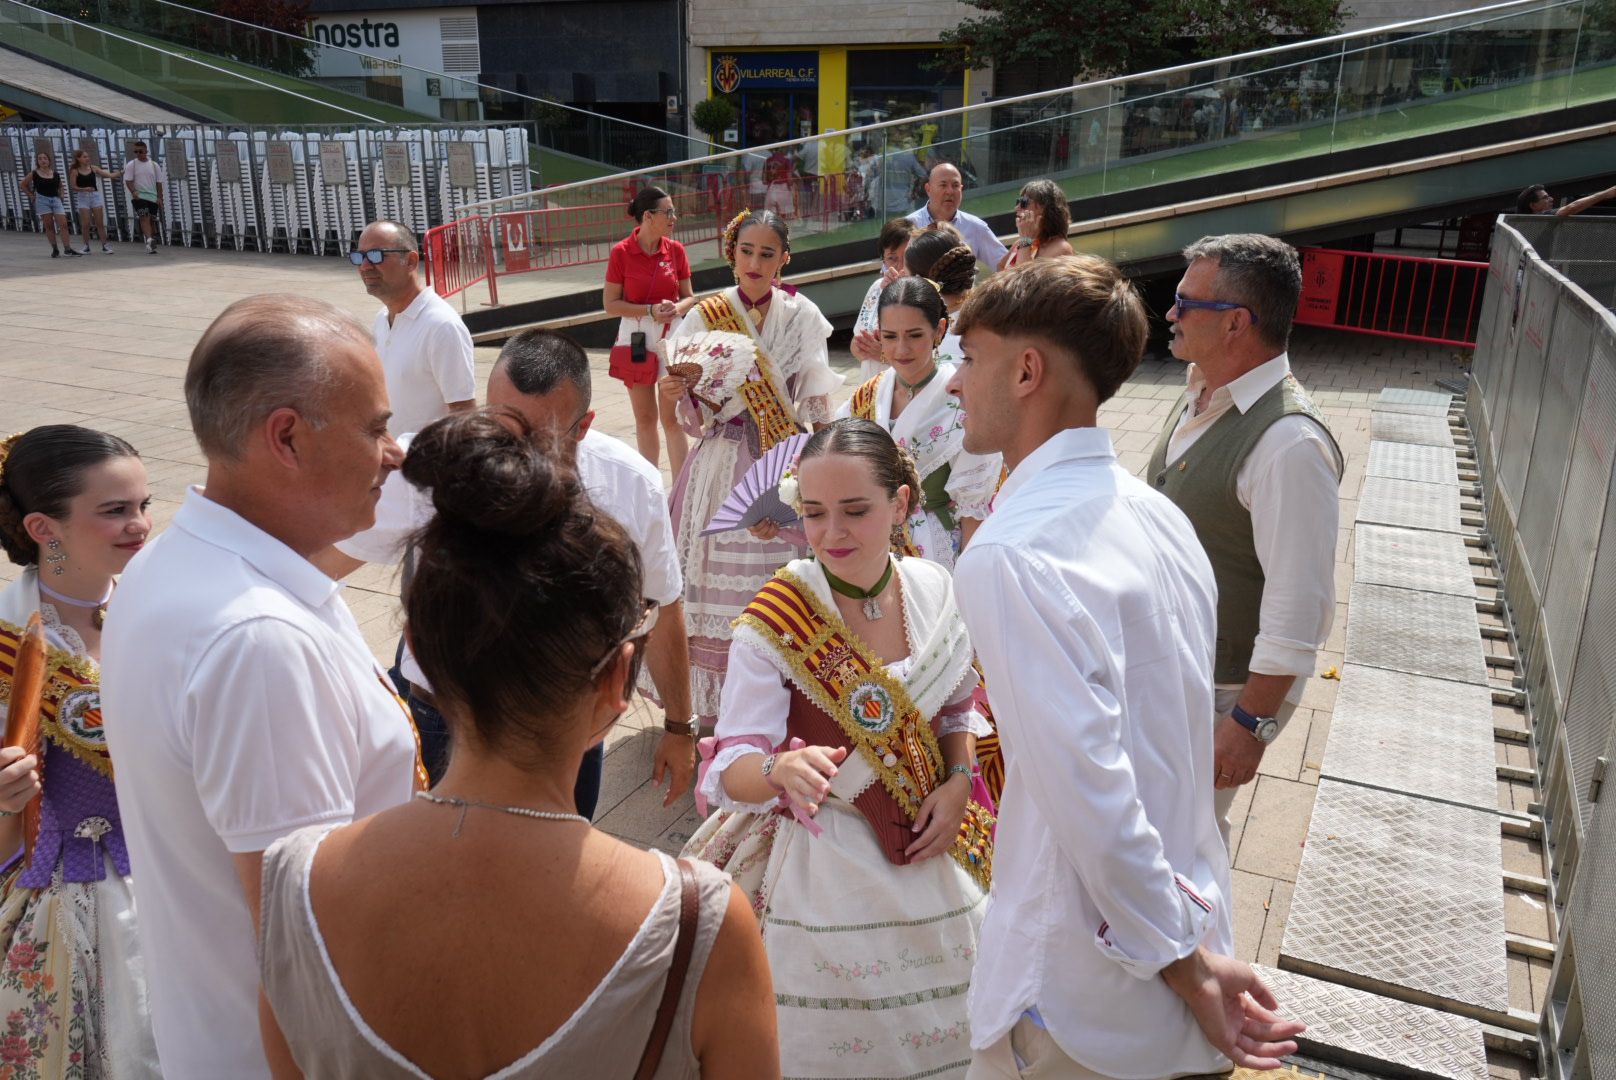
836,276,1001,567
604,186,696,473
259,409,779,1079
685,418,993,1080
0,424,160,1077
905,223,978,365
658,209,842,731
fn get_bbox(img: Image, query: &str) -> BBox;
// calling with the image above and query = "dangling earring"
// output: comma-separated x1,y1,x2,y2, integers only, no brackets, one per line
890,522,908,556
45,538,66,576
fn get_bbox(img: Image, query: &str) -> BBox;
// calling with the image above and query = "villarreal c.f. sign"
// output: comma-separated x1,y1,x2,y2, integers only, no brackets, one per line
711,51,818,93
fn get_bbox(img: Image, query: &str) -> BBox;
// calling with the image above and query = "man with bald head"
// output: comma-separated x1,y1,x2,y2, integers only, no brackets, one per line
907,160,1008,270
354,218,476,436
103,294,418,1079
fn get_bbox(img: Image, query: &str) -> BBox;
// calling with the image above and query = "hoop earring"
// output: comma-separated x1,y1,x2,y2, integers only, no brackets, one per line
45,538,66,576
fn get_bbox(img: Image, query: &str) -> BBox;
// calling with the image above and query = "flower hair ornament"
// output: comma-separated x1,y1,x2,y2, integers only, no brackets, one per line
722,209,753,266
776,451,804,514
0,432,23,492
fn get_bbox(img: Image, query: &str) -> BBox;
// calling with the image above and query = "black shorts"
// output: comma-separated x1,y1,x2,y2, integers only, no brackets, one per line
132,198,160,218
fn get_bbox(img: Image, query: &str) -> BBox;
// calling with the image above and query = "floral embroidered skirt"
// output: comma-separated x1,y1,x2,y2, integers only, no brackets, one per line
0,867,159,1079
685,799,985,1079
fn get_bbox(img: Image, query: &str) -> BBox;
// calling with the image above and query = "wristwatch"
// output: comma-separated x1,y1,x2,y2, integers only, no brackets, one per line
663,715,696,737
1231,704,1279,744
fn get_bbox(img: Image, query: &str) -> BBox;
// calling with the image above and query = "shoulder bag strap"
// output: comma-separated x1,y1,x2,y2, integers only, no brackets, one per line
633,858,701,1080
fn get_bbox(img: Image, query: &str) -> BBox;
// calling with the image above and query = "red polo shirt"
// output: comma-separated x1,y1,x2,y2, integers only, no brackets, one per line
605,229,691,306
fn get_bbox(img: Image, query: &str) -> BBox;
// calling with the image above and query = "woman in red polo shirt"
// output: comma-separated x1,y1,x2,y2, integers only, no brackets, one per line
604,187,696,472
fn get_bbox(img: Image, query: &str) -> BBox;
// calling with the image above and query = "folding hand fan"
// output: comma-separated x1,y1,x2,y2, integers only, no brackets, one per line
661,330,758,413
4,612,47,865
701,432,812,536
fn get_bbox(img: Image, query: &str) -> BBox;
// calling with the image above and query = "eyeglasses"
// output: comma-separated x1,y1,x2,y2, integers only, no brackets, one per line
588,599,660,679
1172,292,1260,325
643,207,679,218
349,248,413,265
1015,196,1032,209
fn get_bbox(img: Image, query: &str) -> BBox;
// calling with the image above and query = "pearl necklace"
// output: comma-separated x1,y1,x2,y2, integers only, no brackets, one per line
414,791,589,837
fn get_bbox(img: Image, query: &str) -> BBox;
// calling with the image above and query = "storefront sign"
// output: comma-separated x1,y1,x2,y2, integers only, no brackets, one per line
1297,249,1344,325
214,141,242,184
266,142,295,184
446,142,477,189
382,141,412,186
712,51,817,93
164,138,189,180
320,142,348,185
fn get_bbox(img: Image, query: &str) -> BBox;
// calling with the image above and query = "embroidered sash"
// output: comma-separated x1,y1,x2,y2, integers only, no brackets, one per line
850,374,881,422
734,570,992,888
697,293,801,453
0,619,109,780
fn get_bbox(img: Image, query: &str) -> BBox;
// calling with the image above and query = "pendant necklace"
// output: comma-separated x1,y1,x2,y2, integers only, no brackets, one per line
896,367,937,395
743,286,773,326
823,558,895,621
38,579,113,630
414,790,589,838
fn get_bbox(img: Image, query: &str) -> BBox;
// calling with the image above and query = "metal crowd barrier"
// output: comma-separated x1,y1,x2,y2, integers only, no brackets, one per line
1466,215,1616,1079
0,121,530,254
1295,247,1490,348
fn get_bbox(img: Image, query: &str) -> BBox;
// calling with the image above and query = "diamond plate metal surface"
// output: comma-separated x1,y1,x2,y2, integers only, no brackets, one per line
1356,477,1462,534
1256,965,1489,1080
1377,388,1455,417
1366,442,1461,487
1320,664,1497,811
1345,583,1487,685
1373,413,1456,448
1282,780,1508,1015
1354,524,1475,598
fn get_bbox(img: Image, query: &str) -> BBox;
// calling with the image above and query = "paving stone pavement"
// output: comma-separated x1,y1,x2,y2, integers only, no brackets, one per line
0,229,1477,986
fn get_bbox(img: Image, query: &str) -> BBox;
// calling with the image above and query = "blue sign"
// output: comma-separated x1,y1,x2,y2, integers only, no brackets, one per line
712,51,818,93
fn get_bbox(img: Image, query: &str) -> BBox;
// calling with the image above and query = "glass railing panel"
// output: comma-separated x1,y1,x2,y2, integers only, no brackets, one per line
1568,0,1616,106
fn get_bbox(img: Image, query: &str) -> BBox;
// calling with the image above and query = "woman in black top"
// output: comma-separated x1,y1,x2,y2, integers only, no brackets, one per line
19,152,77,259
69,148,121,255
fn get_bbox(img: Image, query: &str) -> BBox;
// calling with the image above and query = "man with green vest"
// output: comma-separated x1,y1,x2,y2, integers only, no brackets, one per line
1149,233,1343,843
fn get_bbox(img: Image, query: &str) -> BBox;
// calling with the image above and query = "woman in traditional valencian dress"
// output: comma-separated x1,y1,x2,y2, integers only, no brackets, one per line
904,224,978,366
658,209,843,727
684,420,994,1080
836,277,1001,571
0,426,160,1078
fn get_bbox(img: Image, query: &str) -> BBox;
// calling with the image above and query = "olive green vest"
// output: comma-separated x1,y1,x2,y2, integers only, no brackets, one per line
1146,374,1342,683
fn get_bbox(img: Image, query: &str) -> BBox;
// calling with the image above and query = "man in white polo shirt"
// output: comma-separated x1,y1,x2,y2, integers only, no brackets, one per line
328,329,697,812
354,218,477,436
102,294,418,1079
907,160,1008,270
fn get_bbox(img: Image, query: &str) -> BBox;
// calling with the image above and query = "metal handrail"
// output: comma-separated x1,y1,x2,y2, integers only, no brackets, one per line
0,0,385,122
466,0,1577,211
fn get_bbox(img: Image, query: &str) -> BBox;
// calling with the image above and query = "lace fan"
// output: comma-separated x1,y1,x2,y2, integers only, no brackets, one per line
661,329,758,413
701,432,812,536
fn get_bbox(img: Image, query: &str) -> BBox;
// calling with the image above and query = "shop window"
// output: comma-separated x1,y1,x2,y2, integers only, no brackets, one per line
847,48,965,157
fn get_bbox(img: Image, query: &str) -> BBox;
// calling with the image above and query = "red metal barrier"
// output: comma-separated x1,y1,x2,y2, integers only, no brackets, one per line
423,216,498,307
1295,247,1488,348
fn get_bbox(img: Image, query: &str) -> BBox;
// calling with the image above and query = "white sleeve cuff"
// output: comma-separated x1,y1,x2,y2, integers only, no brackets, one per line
697,744,778,815
1248,635,1323,678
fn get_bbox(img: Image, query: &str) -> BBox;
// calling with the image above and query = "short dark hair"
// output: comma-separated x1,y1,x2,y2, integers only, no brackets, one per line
494,330,592,407
1181,233,1300,350
878,216,919,254
1517,185,1548,214
1020,179,1070,245
0,426,140,566
906,225,975,298
954,254,1148,405
628,186,670,223
402,410,644,765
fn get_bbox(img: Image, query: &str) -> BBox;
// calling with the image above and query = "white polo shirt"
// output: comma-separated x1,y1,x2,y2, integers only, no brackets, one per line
102,488,419,1079
338,426,682,687
374,286,477,437
906,204,1010,269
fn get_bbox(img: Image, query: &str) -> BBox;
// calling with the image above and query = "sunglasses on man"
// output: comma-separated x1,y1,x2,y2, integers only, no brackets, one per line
349,248,412,265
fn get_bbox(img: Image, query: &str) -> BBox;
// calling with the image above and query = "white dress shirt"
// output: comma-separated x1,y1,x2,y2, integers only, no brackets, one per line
338,426,682,688
373,287,477,437
1164,353,1341,684
954,427,1234,1077
906,204,1010,269
101,488,418,1079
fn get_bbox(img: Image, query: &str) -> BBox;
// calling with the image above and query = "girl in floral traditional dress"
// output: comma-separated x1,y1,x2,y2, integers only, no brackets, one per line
658,209,843,729
0,425,160,1078
836,277,1002,570
684,419,994,1080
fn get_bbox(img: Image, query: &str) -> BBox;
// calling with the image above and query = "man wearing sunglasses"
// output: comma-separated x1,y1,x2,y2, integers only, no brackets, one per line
122,140,162,254
352,219,476,439
1148,233,1342,843
325,331,696,815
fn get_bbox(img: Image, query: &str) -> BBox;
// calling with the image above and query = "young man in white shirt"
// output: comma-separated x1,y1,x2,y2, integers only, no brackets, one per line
354,218,477,437
907,161,1008,270
102,294,415,1079
121,140,162,254
946,256,1304,1079
326,330,698,812
1152,234,1342,840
